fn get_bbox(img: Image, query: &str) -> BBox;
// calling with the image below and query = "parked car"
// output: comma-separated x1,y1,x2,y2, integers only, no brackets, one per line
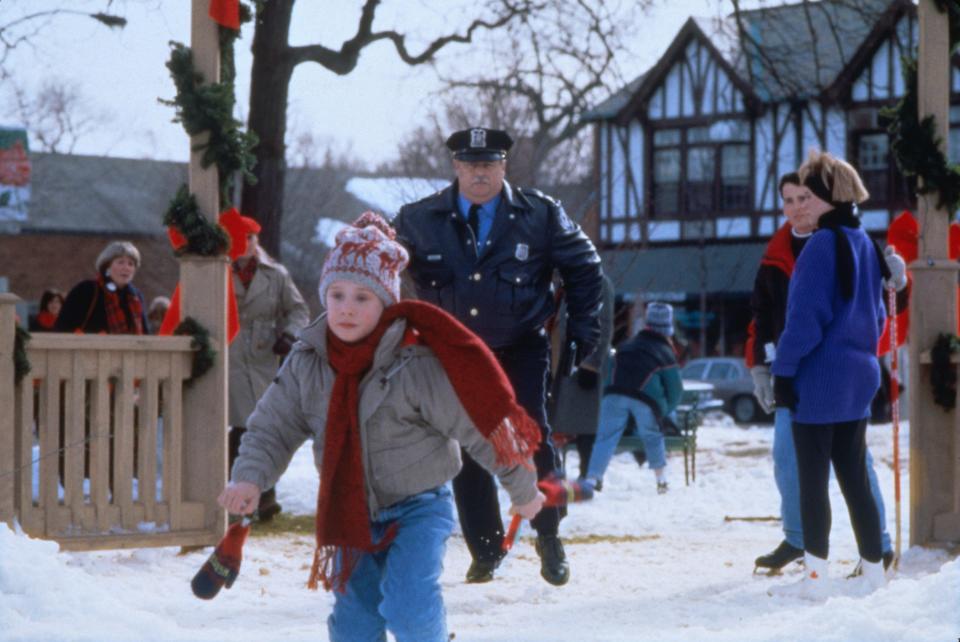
681,357,771,424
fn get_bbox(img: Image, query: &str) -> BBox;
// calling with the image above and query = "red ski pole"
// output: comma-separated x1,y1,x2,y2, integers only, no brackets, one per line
887,285,902,569
500,476,595,553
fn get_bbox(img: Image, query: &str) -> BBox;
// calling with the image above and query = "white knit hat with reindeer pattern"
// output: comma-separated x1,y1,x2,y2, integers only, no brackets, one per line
318,211,409,308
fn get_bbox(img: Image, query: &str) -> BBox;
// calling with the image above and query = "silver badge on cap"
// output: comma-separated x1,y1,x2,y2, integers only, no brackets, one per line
470,128,486,148
514,243,529,261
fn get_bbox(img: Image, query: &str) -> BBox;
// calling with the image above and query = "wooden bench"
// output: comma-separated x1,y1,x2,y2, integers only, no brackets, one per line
553,398,722,486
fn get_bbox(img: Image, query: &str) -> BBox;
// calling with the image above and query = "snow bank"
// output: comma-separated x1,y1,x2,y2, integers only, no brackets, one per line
2,421,956,641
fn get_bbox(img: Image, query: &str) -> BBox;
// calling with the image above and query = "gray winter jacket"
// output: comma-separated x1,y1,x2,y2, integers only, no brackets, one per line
231,314,539,515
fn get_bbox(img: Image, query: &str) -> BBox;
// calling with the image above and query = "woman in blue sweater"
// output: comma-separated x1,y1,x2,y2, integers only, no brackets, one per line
771,150,891,597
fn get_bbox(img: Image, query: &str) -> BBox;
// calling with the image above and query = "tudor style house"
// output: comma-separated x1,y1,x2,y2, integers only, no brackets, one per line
585,0,960,356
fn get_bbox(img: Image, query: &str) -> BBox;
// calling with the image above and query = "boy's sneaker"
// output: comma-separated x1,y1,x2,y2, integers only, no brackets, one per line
657,481,669,494
754,540,804,573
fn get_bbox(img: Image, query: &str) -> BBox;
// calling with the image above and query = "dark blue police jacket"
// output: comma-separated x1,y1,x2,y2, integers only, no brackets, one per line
394,179,603,349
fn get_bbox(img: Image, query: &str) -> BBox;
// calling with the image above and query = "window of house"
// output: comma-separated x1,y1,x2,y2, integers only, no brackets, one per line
653,148,681,214
855,131,911,210
858,133,889,204
650,118,752,217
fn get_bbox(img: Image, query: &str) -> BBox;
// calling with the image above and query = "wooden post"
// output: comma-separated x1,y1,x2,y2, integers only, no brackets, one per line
908,0,959,546
181,2,228,540
0,293,18,525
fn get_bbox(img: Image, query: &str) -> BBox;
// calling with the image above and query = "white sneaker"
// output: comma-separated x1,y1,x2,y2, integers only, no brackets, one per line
768,553,832,600
847,559,887,596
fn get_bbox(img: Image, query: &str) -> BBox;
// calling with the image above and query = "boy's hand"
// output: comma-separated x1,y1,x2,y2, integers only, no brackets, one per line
218,481,261,515
510,490,546,520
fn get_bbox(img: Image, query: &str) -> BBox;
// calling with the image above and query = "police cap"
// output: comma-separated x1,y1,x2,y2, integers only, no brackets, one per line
445,127,513,161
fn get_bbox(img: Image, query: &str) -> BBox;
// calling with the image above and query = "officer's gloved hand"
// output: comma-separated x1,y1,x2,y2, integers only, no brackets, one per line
272,332,296,356
883,246,908,292
773,376,797,412
750,365,775,414
575,367,599,390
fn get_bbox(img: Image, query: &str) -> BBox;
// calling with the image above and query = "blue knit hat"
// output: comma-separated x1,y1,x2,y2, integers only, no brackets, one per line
645,302,674,336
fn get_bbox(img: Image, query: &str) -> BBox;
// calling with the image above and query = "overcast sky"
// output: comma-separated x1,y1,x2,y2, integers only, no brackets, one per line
0,0,746,167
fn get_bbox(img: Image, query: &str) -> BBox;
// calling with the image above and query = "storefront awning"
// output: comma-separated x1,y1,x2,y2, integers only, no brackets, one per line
600,243,767,297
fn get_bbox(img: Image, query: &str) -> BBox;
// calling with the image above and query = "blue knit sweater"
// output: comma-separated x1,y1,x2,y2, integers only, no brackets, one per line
771,225,885,423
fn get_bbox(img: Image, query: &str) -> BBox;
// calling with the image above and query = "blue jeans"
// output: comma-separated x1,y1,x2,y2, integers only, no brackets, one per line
327,487,455,642
587,394,666,481
773,408,892,553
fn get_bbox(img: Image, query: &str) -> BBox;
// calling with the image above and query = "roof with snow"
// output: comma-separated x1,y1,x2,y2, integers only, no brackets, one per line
586,0,903,123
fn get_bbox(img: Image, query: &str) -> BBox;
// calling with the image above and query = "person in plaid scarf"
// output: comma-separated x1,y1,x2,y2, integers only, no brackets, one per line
221,212,543,642
55,240,148,334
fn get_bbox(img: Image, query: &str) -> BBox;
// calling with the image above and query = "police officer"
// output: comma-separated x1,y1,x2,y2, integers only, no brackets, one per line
393,127,603,586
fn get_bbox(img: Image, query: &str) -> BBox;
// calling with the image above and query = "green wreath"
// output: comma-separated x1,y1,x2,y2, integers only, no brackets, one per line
173,316,217,383
14,325,31,386
881,0,960,214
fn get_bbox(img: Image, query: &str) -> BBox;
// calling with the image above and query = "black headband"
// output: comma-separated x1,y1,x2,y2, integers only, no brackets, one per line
803,173,834,205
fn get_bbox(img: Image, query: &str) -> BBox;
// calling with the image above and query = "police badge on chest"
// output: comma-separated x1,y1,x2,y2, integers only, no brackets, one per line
514,243,529,261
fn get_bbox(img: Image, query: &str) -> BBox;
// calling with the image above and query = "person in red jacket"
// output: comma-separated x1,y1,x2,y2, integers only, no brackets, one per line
747,173,905,573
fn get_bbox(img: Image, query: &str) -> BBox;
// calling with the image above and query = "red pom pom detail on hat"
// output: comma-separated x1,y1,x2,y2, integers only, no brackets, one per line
352,211,396,240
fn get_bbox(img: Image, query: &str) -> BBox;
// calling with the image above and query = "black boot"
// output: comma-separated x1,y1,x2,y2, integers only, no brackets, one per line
465,558,500,584
754,540,803,572
535,535,570,586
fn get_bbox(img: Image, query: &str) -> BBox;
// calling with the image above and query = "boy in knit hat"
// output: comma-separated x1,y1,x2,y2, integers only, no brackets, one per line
770,151,890,598
219,211,544,642
580,301,683,494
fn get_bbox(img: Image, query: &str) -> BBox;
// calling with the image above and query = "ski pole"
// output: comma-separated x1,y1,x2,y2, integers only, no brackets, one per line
500,476,595,553
887,285,902,570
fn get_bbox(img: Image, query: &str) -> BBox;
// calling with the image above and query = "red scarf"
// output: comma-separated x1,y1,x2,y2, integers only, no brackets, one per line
308,299,541,592
233,257,258,289
100,276,144,335
35,310,57,330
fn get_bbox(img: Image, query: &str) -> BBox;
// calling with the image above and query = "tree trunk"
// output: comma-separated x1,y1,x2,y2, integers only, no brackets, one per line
241,0,295,259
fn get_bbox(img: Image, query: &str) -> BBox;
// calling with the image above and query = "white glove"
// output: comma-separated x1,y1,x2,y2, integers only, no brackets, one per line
884,246,908,292
750,365,775,414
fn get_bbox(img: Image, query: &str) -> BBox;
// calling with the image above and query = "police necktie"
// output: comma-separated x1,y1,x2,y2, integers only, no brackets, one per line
467,203,481,242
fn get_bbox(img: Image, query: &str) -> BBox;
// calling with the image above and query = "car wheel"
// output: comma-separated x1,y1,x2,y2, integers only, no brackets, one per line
732,395,758,424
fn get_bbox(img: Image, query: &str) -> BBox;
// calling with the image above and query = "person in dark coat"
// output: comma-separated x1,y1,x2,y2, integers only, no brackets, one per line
548,274,616,479
581,302,683,495
393,127,603,586
28,289,64,332
56,241,148,335
770,150,891,597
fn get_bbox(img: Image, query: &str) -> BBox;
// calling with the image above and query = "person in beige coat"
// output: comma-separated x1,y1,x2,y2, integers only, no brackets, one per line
228,229,310,521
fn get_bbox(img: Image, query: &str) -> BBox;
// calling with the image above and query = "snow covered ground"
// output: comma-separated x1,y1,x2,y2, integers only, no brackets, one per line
2,415,957,642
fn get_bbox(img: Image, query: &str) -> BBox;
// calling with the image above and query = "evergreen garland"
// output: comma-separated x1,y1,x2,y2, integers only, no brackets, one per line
163,185,230,256
884,2,960,408
159,42,258,206
14,325,31,386
881,1,960,215
174,316,217,383
159,3,256,256
930,333,960,410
